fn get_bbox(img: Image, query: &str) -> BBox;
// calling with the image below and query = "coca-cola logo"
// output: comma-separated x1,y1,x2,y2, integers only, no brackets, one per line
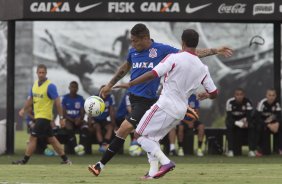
218,3,246,14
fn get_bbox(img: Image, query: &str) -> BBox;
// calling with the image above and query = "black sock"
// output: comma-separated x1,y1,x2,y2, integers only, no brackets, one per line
61,155,68,162
23,155,30,163
100,136,125,165
178,141,183,148
198,141,203,148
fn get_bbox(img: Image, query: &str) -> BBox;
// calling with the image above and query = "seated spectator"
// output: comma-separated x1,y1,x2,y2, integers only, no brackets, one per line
88,85,116,153
255,89,282,155
225,88,256,157
61,81,85,154
177,94,204,157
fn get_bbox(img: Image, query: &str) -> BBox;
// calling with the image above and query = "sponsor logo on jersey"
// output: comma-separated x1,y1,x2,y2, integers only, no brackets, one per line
30,2,70,12
75,2,102,13
140,2,180,12
253,3,274,15
132,62,154,69
66,110,79,115
185,3,212,14
218,3,246,14
149,48,157,58
108,2,135,13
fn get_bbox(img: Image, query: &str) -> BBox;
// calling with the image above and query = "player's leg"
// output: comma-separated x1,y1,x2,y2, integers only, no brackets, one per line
65,120,77,154
48,136,71,164
225,119,235,157
177,124,185,156
12,135,38,164
88,119,133,176
168,128,177,156
196,121,205,157
88,94,156,176
136,106,179,178
141,153,159,180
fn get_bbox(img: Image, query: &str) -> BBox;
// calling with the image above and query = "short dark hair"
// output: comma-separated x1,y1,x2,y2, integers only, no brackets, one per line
235,87,245,93
37,64,47,72
70,81,78,86
130,23,150,38
181,29,199,48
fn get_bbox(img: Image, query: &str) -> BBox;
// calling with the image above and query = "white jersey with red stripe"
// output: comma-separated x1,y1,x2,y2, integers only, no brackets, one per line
152,51,217,120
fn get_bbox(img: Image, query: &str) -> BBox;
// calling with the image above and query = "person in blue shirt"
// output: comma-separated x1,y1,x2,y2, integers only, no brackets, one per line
88,85,116,153
88,23,233,177
13,64,71,165
61,81,85,154
177,94,205,157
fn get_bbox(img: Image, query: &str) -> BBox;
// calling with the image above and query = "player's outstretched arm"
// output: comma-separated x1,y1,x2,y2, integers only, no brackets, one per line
100,62,131,98
196,46,233,58
114,71,156,89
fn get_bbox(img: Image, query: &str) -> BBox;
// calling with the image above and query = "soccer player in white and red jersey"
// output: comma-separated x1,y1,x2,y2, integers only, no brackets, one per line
115,29,218,179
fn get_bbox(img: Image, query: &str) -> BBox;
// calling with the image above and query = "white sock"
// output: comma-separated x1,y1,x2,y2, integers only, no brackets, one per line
98,161,105,169
137,136,170,166
147,153,159,176
170,144,175,151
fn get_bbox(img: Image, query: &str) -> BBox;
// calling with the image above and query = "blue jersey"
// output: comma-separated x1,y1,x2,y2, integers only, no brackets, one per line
62,94,85,119
188,94,200,109
116,93,130,119
127,41,178,99
94,94,115,121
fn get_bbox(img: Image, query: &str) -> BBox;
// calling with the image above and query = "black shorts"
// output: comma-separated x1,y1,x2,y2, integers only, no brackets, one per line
126,93,157,128
30,118,54,138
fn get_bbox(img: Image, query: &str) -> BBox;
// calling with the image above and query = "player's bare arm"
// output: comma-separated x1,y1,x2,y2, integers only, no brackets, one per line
55,97,65,128
19,97,33,117
197,91,218,100
114,71,156,89
196,46,233,58
100,62,131,98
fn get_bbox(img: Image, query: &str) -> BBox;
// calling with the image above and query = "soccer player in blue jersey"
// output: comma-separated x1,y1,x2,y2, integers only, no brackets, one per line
88,23,232,177
88,86,116,153
61,81,85,154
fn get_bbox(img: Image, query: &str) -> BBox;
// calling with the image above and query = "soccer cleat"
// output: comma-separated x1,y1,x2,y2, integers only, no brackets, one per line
279,149,282,155
196,148,204,157
178,148,184,157
153,161,175,179
61,160,72,165
140,172,154,180
225,150,234,157
88,163,101,176
248,150,256,157
12,160,26,165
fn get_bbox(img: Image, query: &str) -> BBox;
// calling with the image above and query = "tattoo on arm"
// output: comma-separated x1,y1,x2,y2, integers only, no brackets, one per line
196,48,217,58
109,62,131,86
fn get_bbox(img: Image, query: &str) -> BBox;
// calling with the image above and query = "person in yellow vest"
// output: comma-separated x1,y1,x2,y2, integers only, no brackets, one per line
13,64,72,164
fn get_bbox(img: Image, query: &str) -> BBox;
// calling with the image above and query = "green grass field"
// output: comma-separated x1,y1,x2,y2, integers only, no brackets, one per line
1,131,282,184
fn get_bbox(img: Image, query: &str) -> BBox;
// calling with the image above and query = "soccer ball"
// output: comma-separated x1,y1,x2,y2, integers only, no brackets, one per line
84,96,105,117
74,144,85,156
44,148,55,156
128,145,142,156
